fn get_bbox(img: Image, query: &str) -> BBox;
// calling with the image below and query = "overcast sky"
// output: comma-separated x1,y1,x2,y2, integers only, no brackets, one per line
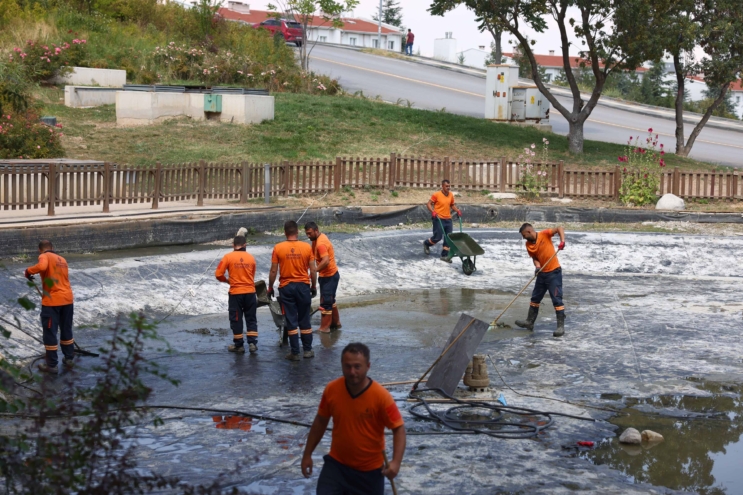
245,0,583,57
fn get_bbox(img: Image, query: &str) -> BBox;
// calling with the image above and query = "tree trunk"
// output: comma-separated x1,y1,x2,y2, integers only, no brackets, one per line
678,82,731,157
568,120,584,153
493,27,502,63
673,54,686,155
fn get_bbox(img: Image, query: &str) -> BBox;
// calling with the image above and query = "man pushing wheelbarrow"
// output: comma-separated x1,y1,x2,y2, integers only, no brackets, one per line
423,179,462,263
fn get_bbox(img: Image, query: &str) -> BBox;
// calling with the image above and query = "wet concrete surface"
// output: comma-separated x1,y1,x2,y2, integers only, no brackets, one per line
2,228,743,494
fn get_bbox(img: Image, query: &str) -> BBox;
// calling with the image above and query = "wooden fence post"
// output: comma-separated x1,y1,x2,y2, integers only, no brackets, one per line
389,153,397,188
613,166,621,202
733,171,740,199
443,156,450,182
102,162,110,213
558,160,564,199
240,161,249,204
283,161,290,196
334,157,342,192
47,162,56,216
672,167,680,196
152,162,161,210
197,160,205,206
499,157,507,192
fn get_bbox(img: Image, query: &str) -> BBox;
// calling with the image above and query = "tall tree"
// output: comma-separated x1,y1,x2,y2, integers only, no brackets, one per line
372,0,403,27
429,0,654,153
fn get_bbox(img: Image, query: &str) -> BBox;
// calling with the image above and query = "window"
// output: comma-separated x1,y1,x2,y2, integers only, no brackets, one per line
349,37,357,46
286,21,302,29
388,41,394,50
737,96,741,103
373,39,379,48
319,36,327,42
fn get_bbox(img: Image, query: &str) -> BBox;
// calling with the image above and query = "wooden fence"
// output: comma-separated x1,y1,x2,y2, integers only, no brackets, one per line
1,156,741,215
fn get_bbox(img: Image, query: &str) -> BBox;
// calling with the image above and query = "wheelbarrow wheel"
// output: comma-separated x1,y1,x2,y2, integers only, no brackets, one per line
462,258,476,276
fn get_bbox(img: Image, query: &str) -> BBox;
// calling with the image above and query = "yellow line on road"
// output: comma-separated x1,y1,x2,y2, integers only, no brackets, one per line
316,56,743,151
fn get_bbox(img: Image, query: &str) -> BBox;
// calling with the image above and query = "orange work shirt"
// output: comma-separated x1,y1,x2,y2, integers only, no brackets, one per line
318,377,404,472
430,191,456,219
215,249,256,295
312,233,338,278
271,240,313,288
26,251,74,306
526,229,561,273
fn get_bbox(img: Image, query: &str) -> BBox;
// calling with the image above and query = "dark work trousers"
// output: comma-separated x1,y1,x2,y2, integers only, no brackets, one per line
41,304,74,366
319,271,340,312
317,455,384,495
424,218,452,257
279,282,312,354
531,268,565,315
228,293,258,347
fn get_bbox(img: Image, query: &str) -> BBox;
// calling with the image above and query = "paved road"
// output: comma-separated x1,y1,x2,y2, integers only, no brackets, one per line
309,45,743,167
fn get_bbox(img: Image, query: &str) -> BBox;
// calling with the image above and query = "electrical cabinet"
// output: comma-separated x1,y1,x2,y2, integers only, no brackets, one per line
484,65,550,124
204,94,222,113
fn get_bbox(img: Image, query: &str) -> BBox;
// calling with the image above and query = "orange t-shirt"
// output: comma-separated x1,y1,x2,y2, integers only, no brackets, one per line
26,251,74,306
215,249,256,295
318,377,404,471
312,233,338,278
526,229,561,273
271,240,313,288
430,190,455,219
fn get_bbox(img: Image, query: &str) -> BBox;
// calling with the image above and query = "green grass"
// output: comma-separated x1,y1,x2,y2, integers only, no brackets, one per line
41,90,717,170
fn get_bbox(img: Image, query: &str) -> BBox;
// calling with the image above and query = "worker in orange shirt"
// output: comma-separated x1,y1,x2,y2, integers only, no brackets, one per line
268,220,318,361
301,342,406,494
423,179,462,262
515,223,566,337
215,235,258,353
24,240,75,374
304,221,341,334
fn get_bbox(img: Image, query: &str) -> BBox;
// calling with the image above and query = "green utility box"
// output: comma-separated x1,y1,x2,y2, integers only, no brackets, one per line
204,94,222,112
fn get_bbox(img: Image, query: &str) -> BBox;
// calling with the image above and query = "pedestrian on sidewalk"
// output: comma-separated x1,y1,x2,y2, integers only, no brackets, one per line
215,235,258,354
405,29,414,55
305,222,341,334
514,224,567,337
268,220,318,361
24,240,75,374
423,179,462,262
301,343,406,494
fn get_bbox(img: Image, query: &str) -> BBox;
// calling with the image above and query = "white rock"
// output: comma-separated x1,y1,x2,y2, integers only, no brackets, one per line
451,191,460,196
655,193,685,211
641,430,664,442
619,427,642,444
470,223,479,228
398,223,404,226
550,198,573,203
488,192,518,200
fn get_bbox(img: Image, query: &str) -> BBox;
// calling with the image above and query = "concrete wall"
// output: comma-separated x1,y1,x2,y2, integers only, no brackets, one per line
65,86,119,108
459,49,489,69
115,91,274,126
53,67,126,87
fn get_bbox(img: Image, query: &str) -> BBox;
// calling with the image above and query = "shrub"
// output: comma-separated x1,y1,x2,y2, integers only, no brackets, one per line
516,138,550,198
7,37,88,82
0,111,65,159
618,128,665,206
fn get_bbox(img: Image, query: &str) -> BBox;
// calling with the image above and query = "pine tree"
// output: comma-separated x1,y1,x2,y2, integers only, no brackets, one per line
372,0,403,27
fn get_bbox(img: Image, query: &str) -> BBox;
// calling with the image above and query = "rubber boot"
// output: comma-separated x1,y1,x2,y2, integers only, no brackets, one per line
554,313,565,337
318,311,333,334
515,306,539,331
331,305,342,330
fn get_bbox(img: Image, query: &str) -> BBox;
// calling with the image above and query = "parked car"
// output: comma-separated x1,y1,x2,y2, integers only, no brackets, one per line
254,19,304,46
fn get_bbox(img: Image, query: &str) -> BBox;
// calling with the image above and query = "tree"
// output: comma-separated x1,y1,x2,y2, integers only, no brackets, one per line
485,40,504,65
635,61,671,106
429,0,654,153
268,0,359,71
372,0,403,27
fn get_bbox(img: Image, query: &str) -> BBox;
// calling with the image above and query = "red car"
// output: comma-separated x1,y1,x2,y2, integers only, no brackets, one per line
254,19,304,46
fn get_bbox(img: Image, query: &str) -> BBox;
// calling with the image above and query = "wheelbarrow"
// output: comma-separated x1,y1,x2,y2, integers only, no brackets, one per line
256,280,319,346
438,216,485,276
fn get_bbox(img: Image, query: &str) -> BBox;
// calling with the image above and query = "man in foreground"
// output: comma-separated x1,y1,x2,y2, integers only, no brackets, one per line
515,223,567,337
268,220,318,361
305,222,341,333
423,179,462,262
24,240,75,373
301,343,406,494
215,235,258,353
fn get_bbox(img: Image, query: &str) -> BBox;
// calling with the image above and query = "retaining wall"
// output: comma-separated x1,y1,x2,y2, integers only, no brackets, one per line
64,86,119,108
53,67,126,87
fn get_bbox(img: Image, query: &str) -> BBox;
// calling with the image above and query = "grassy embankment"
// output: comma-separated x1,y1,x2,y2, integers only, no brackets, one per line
38,89,717,170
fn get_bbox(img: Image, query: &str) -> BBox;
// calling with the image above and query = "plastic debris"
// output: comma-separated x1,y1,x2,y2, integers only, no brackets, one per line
496,393,507,406
577,441,594,447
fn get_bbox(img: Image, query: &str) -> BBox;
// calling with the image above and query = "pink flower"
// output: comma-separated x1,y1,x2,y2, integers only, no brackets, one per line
660,143,664,148
660,150,665,155
659,159,666,167
648,128,653,133
530,143,536,149
37,145,40,149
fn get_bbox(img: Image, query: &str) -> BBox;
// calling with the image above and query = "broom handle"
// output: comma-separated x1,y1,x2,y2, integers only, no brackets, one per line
382,451,398,495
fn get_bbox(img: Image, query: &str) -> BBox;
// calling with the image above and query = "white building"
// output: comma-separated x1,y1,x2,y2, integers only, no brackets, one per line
433,32,457,63
731,80,743,119
458,46,490,69
219,2,403,51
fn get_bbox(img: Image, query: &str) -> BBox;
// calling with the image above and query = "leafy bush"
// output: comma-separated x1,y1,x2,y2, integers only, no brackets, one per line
7,37,88,82
618,128,665,206
0,111,65,159
516,138,551,198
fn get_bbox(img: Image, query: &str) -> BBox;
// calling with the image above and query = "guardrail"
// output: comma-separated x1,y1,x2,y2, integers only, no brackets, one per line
1,156,740,215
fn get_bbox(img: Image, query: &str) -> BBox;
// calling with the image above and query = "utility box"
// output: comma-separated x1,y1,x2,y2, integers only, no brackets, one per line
511,87,527,121
485,65,519,120
204,94,222,113
525,86,549,121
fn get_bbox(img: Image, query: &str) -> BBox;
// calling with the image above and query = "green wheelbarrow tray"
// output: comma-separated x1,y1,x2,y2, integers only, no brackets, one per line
438,216,484,275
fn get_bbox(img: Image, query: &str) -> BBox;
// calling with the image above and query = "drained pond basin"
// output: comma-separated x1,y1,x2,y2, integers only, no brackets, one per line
2,227,742,494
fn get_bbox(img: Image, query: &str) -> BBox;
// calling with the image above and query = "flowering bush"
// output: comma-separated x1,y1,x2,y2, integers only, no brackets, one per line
0,111,65,159
7,37,88,82
517,138,550,198
618,128,665,206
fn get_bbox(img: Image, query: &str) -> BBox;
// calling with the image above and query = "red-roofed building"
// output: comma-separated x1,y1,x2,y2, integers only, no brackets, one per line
499,51,647,83
219,2,403,51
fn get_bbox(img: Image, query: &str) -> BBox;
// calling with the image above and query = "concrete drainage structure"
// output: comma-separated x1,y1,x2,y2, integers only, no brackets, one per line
52,67,127,87
65,86,119,108
115,86,274,126
463,354,490,392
